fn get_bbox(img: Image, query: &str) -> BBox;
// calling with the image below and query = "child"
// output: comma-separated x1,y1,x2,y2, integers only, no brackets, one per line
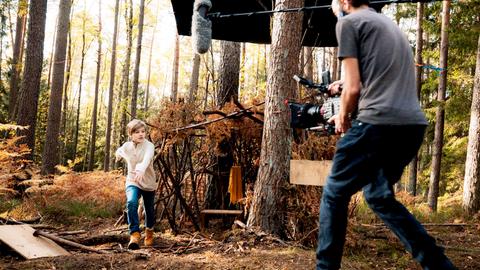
116,119,157,249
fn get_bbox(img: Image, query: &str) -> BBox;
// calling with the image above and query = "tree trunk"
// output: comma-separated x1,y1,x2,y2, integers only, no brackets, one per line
8,0,27,120
171,34,179,102
15,0,48,158
216,41,240,107
60,26,72,164
104,0,120,172
332,47,339,81
204,40,241,210
428,0,450,211
145,6,158,112
41,0,72,175
119,0,134,147
130,0,145,118
304,47,314,80
408,2,424,196
46,14,59,92
73,10,88,162
463,35,480,214
88,0,102,171
247,0,303,236
189,53,201,103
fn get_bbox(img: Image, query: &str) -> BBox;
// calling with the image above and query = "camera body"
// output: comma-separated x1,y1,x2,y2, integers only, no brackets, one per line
289,71,341,133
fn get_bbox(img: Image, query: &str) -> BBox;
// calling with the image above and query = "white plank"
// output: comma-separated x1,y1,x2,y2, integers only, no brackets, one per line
0,225,70,259
290,160,332,186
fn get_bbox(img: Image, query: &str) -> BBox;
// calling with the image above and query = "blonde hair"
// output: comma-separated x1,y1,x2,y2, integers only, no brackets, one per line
127,119,147,136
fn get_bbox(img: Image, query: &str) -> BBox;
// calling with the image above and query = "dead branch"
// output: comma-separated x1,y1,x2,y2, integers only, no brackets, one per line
33,230,110,254
56,230,87,236
167,102,265,133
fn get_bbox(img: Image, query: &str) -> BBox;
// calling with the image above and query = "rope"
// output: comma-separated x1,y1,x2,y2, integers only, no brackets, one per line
207,0,443,19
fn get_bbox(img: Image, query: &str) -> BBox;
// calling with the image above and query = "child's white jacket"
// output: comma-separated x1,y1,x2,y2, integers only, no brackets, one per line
115,140,158,191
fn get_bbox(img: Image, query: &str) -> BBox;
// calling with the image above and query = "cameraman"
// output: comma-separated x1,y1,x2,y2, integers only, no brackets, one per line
316,0,456,269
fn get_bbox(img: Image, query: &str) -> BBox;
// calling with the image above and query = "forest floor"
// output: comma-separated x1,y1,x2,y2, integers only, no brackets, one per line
1,216,479,270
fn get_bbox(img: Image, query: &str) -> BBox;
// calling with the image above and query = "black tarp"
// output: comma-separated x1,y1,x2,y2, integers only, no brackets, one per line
170,0,427,47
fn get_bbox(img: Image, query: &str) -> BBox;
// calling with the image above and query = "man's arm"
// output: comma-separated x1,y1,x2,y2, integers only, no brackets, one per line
333,57,361,134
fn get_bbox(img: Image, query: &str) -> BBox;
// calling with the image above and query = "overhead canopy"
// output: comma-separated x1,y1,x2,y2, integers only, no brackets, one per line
170,0,427,47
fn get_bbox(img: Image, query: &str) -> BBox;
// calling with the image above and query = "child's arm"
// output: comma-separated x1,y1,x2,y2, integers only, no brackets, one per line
115,143,129,162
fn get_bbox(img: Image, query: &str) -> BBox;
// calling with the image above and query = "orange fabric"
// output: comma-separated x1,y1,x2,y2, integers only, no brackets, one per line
228,166,243,204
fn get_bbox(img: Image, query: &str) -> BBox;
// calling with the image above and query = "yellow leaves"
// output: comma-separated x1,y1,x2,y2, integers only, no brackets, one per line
0,123,28,132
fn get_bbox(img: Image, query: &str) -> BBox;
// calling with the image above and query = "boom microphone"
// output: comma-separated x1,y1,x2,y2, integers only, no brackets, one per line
191,0,212,54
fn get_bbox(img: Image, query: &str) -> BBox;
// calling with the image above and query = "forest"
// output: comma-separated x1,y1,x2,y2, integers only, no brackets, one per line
0,0,479,269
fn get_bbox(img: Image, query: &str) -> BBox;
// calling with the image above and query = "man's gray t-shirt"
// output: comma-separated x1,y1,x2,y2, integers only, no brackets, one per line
336,8,427,125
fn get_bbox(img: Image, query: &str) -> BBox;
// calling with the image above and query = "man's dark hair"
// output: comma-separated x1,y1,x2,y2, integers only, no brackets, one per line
350,0,370,7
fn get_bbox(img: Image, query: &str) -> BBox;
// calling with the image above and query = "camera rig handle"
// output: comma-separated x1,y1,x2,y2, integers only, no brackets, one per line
293,70,334,95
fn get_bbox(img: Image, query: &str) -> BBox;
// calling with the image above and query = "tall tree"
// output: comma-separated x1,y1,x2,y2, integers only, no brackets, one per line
171,34,179,102
104,0,120,172
73,4,88,162
216,41,240,107
247,0,303,236
463,35,480,214
15,0,48,157
304,47,314,80
88,0,102,171
120,0,134,145
60,25,73,164
428,0,451,211
204,40,241,210
130,0,145,118
189,53,201,103
8,0,27,120
41,0,72,175
408,2,424,196
145,1,160,111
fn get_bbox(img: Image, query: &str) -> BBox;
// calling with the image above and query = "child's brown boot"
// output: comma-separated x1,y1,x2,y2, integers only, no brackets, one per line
144,228,154,247
128,231,141,250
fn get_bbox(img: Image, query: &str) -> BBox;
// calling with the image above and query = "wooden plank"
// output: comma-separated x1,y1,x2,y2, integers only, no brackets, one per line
200,209,242,215
290,159,332,186
0,225,70,259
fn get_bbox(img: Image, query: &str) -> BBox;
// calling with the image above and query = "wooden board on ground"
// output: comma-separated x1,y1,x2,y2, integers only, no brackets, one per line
0,225,70,259
290,160,332,186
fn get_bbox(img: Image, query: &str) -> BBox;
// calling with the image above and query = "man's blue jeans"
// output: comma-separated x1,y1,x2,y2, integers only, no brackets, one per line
316,121,456,270
126,185,155,234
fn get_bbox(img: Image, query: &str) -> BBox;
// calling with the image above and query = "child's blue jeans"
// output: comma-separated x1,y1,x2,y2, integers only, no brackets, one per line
316,120,456,270
126,185,155,234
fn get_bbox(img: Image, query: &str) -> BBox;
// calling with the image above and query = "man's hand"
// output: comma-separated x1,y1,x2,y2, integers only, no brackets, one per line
328,80,343,96
133,170,144,184
328,113,351,134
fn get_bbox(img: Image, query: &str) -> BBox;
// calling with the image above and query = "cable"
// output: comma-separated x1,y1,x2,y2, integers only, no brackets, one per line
207,0,442,19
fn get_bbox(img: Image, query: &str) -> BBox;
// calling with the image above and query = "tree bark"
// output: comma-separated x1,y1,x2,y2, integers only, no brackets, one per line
60,25,72,165
171,34,179,102
88,0,102,171
130,0,145,118
73,9,88,162
428,0,450,211
247,0,303,237
15,0,48,158
120,0,133,146
463,35,480,214
41,0,72,175
8,0,27,120
408,2,424,196
189,53,201,103
216,41,240,107
104,0,120,172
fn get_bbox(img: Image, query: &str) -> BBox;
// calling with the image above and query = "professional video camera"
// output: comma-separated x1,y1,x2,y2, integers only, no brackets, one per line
289,71,341,135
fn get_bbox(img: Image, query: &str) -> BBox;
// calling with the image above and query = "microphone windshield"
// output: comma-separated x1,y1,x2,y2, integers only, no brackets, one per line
192,0,212,54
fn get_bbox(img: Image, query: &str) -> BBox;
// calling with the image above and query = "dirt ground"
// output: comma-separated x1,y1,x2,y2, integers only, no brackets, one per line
1,218,479,270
